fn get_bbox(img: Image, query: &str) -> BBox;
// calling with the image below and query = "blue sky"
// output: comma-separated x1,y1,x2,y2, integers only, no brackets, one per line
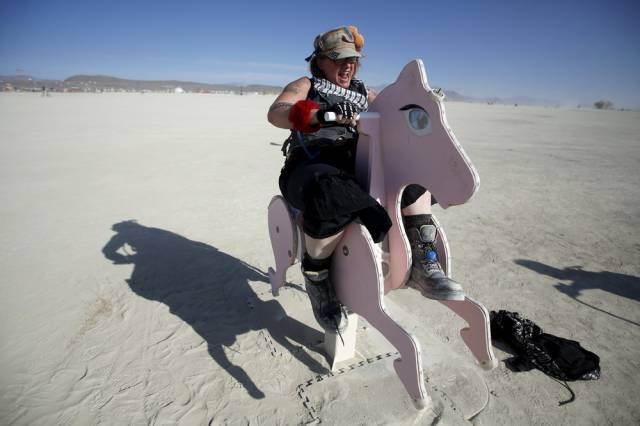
1,0,639,107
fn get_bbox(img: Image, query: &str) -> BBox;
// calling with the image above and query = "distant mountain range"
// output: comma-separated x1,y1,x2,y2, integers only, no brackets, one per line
1,74,559,106
446,90,559,106
0,74,283,94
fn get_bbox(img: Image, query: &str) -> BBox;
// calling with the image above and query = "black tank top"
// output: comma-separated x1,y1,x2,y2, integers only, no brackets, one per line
282,77,368,166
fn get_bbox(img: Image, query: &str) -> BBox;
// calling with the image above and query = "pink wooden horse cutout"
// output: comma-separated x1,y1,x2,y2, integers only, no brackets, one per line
268,59,497,409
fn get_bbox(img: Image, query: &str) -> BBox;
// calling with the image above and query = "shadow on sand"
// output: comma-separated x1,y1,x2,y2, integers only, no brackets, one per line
515,259,640,327
102,220,324,399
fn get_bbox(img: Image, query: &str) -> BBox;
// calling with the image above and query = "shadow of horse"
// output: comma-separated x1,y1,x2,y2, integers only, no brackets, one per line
102,220,325,399
515,259,640,326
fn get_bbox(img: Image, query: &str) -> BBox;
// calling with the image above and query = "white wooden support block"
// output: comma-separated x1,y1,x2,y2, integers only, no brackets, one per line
324,313,359,371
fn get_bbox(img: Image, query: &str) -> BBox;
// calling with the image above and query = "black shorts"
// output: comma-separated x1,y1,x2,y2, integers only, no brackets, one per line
401,184,428,208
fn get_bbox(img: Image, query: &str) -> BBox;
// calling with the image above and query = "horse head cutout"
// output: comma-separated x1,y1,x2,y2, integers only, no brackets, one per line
369,59,479,209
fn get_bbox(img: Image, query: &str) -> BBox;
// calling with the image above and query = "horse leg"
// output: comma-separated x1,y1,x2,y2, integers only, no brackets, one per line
332,223,430,409
429,217,497,369
439,298,498,370
267,196,298,296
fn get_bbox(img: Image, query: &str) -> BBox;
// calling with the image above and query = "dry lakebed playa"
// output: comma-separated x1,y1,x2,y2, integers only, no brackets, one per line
1,92,639,425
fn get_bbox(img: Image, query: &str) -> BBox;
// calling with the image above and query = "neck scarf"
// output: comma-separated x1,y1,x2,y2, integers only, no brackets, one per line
312,78,368,111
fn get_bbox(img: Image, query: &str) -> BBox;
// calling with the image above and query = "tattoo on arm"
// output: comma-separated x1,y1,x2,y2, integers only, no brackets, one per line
269,102,293,113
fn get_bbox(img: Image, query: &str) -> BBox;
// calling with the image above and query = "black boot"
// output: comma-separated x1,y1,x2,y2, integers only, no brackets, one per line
301,254,348,333
404,214,465,301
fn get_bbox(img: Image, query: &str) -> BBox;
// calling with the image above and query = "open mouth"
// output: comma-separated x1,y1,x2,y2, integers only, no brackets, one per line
337,70,351,86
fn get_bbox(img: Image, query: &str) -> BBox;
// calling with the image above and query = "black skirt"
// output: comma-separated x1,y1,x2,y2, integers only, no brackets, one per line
279,142,427,242
278,143,389,242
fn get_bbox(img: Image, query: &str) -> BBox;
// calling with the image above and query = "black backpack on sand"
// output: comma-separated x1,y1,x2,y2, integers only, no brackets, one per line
490,310,600,404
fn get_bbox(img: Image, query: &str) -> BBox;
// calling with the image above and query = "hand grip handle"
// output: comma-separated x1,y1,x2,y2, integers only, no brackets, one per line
324,111,337,122
324,112,360,122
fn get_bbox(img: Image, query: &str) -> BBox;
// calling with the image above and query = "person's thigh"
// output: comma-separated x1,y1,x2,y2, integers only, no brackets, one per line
281,162,366,239
283,162,349,210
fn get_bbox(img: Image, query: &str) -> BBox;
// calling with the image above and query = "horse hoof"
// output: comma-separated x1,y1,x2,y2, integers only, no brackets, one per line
412,396,431,410
480,358,498,371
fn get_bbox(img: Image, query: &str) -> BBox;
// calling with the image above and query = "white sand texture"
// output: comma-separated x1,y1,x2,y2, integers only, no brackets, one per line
1,92,639,425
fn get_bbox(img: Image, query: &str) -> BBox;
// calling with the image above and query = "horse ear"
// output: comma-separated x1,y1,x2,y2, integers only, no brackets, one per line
394,59,432,91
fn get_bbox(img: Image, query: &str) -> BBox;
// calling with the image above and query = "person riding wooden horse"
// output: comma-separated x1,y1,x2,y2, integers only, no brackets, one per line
267,26,464,333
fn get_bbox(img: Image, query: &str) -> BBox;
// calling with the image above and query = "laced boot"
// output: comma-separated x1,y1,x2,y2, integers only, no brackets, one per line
301,255,348,333
404,214,465,301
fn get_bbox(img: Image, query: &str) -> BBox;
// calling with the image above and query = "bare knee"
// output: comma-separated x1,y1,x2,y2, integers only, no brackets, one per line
401,191,432,216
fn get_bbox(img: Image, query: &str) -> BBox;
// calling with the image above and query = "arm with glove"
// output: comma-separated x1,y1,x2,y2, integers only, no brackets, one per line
286,99,362,132
267,77,361,132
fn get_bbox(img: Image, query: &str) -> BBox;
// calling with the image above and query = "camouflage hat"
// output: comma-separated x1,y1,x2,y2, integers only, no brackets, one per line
305,27,361,62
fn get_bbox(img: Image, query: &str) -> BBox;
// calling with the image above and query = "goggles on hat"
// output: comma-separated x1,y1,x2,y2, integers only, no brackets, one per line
305,27,359,62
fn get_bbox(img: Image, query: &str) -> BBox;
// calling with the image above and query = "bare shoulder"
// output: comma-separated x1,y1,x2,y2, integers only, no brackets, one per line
272,76,311,105
282,77,311,95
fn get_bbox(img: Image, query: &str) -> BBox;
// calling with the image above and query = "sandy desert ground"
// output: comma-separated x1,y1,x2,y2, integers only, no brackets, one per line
0,92,639,425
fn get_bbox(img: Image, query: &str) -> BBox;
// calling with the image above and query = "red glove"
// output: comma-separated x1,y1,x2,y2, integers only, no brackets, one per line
288,100,321,133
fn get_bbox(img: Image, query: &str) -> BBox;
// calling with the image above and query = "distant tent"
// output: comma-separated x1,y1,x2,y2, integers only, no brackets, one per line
174,87,185,94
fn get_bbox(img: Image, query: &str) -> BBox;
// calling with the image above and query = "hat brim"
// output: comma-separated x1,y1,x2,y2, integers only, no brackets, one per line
323,48,361,60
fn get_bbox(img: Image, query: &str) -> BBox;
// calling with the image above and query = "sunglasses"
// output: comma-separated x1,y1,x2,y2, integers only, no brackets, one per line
331,57,359,65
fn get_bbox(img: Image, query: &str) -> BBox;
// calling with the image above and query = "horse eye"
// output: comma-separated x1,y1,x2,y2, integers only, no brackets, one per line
408,109,429,130
400,105,432,136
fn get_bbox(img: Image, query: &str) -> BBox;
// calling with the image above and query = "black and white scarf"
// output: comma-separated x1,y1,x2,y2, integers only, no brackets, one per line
313,78,369,111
